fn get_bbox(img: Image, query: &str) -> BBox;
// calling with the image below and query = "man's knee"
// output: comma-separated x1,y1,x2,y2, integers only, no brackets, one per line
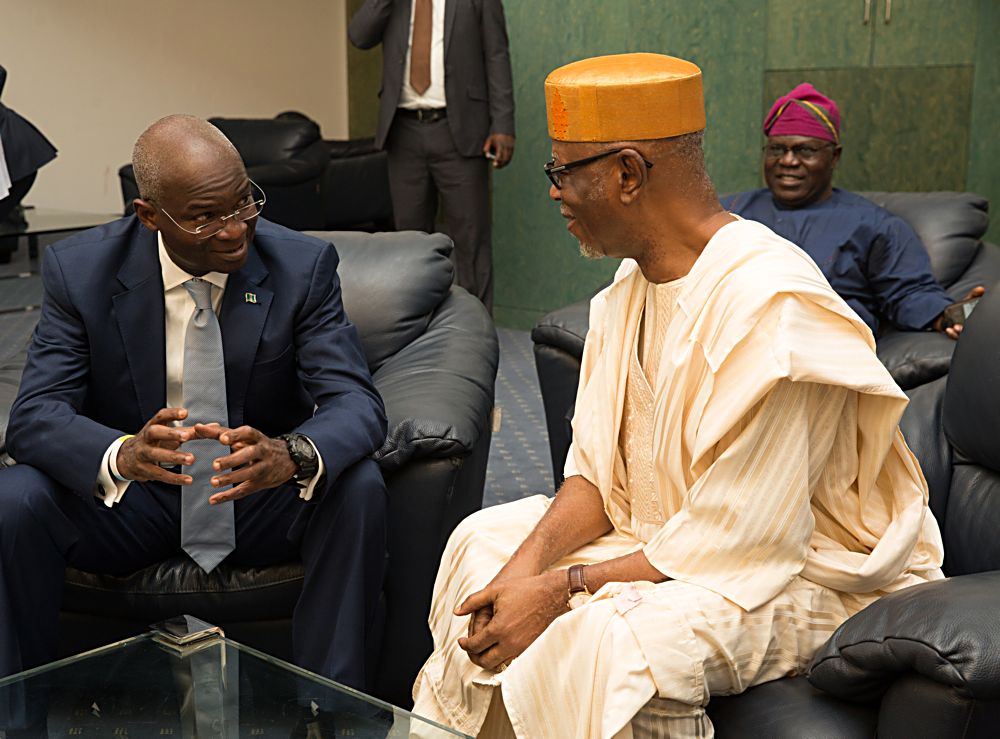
328,458,387,523
0,465,70,550
0,464,61,520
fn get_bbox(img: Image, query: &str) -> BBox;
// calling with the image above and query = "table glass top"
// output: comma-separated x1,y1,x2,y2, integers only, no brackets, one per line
0,206,120,237
0,633,467,737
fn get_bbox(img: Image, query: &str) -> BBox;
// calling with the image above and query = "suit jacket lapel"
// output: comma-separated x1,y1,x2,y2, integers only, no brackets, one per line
393,0,414,64
113,227,166,422
219,244,271,428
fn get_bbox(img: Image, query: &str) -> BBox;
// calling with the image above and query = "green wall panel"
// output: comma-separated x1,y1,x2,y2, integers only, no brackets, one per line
872,0,978,67
764,66,973,193
346,0,998,326
492,0,768,328
968,0,1000,244
766,0,873,70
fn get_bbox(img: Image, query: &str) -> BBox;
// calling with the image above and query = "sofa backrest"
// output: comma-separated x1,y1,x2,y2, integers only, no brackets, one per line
308,230,456,373
860,192,990,289
209,117,321,169
935,288,1000,575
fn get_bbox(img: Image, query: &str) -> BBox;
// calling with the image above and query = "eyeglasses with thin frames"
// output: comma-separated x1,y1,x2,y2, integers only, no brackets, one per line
762,143,835,163
544,148,654,189
156,179,267,240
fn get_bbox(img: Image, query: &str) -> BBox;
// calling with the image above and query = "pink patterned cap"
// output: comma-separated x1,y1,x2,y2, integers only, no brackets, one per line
763,83,840,143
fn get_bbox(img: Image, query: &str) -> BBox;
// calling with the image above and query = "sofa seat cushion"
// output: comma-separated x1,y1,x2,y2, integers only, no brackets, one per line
62,558,303,624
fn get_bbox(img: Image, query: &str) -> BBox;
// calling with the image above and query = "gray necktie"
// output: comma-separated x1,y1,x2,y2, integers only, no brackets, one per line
181,278,236,573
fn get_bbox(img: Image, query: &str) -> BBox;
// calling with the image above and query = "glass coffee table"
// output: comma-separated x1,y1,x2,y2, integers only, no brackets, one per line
0,627,467,738
0,206,120,262
0,207,120,317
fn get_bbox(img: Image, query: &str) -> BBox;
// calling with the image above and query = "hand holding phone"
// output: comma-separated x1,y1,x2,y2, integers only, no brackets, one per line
941,296,981,330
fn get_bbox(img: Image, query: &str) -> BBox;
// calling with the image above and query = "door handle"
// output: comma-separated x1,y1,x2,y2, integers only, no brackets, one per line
863,0,872,24
884,0,892,24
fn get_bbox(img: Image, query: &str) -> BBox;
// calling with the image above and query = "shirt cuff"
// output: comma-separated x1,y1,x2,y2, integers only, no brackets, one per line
97,437,133,507
296,436,326,501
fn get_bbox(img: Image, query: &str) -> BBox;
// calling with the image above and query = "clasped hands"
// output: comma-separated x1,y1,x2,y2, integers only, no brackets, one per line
116,407,297,503
453,568,570,672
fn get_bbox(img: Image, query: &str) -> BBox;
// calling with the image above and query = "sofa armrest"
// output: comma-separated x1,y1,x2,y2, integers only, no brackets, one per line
530,297,590,360
809,571,1000,703
325,137,379,159
372,287,498,473
876,329,955,390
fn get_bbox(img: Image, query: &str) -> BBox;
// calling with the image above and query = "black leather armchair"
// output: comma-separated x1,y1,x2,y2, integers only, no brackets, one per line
0,230,497,710
708,286,1000,738
119,116,328,230
532,191,998,488
320,137,393,231
118,114,393,232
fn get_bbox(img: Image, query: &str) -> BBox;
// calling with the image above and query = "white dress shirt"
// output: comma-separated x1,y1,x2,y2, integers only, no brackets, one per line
96,232,324,506
398,0,447,109
0,135,11,199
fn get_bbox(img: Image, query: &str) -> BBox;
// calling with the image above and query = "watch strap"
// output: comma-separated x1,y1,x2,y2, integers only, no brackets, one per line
277,432,319,482
568,564,590,596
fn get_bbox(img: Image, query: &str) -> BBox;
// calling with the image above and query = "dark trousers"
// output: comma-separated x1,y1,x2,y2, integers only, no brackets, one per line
0,458,387,691
386,115,493,312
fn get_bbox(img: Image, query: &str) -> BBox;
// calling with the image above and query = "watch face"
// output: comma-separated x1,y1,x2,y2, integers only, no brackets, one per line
283,433,318,480
568,592,592,610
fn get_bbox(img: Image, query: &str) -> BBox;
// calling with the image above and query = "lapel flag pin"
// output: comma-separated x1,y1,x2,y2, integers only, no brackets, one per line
244,292,257,304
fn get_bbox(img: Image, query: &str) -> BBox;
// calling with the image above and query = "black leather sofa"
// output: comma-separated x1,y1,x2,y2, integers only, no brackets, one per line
118,114,393,232
0,230,497,710
532,191,998,488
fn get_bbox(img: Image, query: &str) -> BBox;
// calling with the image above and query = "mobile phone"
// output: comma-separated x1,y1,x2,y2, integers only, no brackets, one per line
941,296,981,330
484,150,497,160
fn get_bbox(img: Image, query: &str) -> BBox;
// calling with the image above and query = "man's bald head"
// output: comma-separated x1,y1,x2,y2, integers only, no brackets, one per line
132,114,241,202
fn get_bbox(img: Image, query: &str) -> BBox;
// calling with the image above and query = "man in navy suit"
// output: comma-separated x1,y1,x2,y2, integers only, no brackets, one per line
0,115,388,691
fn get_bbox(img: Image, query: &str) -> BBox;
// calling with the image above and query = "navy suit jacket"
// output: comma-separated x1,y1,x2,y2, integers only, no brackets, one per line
6,216,387,500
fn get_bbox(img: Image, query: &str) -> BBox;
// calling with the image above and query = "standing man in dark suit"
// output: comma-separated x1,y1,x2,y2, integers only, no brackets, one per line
349,0,515,313
0,115,388,693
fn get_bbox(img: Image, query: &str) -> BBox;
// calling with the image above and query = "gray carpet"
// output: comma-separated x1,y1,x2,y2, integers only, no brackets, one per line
483,327,554,507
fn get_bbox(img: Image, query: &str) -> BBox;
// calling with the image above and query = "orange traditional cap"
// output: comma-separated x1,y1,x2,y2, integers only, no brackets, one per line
545,53,706,143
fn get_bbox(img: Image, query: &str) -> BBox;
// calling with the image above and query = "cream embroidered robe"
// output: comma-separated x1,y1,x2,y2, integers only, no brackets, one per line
412,219,944,739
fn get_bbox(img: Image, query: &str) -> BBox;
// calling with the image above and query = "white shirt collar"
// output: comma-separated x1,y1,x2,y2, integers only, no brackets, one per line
157,231,229,293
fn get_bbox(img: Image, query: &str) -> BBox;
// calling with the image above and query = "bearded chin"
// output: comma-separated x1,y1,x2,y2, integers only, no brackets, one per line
578,241,603,259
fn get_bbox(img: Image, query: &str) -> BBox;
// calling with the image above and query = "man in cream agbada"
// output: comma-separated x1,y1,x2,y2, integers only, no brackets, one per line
411,53,943,739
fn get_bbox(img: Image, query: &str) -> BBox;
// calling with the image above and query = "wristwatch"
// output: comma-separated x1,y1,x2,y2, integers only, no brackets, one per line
277,432,319,483
567,564,592,609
